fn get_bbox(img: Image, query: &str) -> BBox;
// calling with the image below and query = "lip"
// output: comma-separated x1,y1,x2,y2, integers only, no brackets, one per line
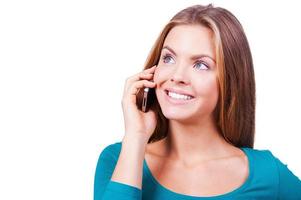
163,88,195,105
164,88,194,98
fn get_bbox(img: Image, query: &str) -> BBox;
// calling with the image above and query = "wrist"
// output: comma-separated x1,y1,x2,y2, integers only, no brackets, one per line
122,133,149,148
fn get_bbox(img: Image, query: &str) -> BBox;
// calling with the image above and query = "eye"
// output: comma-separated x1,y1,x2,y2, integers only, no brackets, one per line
194,61,209,70
162,54,175,64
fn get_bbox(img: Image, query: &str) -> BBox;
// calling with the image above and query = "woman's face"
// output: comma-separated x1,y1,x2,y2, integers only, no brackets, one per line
153,24,219,123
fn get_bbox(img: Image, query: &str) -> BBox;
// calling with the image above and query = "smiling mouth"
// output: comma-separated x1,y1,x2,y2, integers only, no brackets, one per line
165,90,194,101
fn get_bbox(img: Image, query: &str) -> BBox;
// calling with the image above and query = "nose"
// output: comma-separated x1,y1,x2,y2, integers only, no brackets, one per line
170,63,189,85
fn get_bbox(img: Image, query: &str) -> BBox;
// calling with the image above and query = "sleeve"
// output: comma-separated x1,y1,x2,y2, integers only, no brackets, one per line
94,143,142,200
268,151,301,199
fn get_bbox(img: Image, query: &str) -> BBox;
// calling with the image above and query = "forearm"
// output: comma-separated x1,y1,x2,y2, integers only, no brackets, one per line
110,134,148,189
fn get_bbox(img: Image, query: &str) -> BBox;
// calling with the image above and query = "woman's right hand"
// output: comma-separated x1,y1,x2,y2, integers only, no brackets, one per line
121,65,157,143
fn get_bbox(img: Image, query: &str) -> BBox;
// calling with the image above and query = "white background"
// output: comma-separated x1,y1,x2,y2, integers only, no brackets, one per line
0,0,300,199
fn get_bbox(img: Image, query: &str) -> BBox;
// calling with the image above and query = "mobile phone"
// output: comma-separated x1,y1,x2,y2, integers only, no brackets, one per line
141,87,155,112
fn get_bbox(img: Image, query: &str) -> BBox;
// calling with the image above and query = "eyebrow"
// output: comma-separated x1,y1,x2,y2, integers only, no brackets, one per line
162,45,216,63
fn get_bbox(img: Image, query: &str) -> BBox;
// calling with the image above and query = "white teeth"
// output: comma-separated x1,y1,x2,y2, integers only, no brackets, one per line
167,91,192,100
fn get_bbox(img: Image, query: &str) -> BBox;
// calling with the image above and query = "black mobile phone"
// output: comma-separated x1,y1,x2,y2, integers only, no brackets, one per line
141,87,155,112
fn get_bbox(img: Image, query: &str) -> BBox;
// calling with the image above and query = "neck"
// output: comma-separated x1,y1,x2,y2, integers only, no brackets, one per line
162,115,233,166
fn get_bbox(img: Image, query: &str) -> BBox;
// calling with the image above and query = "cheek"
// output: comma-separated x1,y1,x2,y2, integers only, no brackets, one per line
153,67,165,84
195,75,219,100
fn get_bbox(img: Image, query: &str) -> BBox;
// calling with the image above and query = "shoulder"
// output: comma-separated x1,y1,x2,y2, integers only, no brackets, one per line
98,141,122,162
241,148,277,190
242,147,286,174
242,147,301,197
241,147,280,188
242,147,297,173
242,147,277,164
95,141,123,175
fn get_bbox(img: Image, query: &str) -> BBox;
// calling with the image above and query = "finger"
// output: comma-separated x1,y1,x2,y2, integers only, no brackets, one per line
125,73,142,86
124,65,157,94
126,66,156,85
124,74,153,95
128,80,156,96
138,73,153,80
143,65,157,73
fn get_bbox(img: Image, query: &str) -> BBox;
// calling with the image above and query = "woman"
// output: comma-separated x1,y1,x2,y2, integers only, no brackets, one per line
94,4,301,199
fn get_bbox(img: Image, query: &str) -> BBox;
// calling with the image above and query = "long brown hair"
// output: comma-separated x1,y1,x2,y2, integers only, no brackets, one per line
136,4,255,148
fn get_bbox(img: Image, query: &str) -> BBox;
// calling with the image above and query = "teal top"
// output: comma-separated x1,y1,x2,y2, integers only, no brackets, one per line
94,142,301,199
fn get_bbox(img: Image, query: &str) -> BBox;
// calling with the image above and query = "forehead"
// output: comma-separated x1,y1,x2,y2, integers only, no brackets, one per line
162,25,216,59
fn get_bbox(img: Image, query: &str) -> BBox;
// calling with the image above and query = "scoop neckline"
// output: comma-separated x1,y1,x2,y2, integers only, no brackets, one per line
143,147,253,199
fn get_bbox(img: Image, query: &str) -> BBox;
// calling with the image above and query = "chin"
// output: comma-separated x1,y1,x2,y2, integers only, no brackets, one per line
162,108,187,120
160,104,201,123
